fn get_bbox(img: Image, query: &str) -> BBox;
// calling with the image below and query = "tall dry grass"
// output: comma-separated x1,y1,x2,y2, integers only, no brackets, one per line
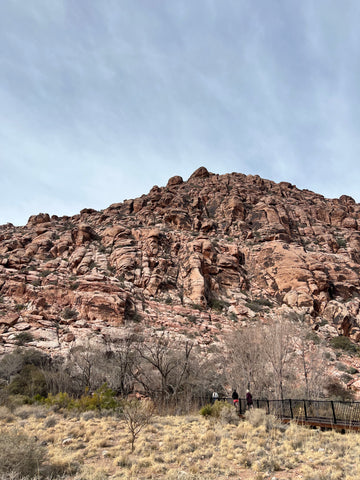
0,404,359,479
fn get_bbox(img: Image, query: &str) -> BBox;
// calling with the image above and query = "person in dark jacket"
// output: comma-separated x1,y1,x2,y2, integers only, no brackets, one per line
246,389,253,409
232,389,239,406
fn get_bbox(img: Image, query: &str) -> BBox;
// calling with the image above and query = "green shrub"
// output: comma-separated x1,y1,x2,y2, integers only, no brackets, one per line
62,307,78,319
245,301,263,312
208,298,230,312
15,331,34,346
306,331,321,344
8,364,47,397
199,404,213,417
336,237,347,248
330,336,358,354
0,430,47,476
199,401,238,423
44,384,118,411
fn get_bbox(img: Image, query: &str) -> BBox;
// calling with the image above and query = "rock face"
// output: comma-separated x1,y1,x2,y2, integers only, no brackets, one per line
1,167,360,356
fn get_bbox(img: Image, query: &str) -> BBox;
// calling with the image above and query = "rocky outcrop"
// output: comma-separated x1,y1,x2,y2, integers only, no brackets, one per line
1,167,360,356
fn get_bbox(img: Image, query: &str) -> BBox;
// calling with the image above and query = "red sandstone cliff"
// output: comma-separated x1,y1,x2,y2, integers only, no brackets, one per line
1,167,360,367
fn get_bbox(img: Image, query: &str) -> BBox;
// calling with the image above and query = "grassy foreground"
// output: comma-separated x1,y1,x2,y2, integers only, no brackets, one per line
0,403,358,480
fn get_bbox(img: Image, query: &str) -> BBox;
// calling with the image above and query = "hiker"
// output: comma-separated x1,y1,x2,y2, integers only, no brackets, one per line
246,389,253,409
211,391,219,404
232,389,239,406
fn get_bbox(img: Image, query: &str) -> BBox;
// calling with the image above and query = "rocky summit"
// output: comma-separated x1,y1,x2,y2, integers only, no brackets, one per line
1,166,360,361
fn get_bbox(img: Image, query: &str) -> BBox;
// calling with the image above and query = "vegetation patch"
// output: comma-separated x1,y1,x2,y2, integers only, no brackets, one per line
330,336,358,354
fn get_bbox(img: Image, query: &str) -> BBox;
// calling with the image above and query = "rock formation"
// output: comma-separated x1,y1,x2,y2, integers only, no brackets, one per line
1,167,360,369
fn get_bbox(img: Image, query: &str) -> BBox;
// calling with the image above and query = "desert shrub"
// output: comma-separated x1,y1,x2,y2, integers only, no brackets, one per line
14,331,34,346
200,401,238,423
45,391,73,410
306,331,321,344
208,298,230,312
190,303,203,311
326,379,354,400
341,374,353,384
199,404,213,417
245,297,273,312
218,402,239,424
8,364,47,397
44,414,58,428
44,384,118,411
244,408,280,432
336,237,347,248
62,307,78,319
330,336,358,354
0,406,14,423
335,362,347,371
13,404,43,419
76,384,117,411
0,430,47,476
81,410,97,421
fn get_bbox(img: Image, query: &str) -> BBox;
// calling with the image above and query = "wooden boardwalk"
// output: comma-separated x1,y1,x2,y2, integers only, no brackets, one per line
221,397,360,432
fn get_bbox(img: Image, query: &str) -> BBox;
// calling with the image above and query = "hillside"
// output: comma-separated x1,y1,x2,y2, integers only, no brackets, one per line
1,167,360,396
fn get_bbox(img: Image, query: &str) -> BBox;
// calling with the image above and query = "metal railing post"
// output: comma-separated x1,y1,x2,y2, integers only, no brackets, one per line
288,399,293,419
303,400,308,420
331,401,337,424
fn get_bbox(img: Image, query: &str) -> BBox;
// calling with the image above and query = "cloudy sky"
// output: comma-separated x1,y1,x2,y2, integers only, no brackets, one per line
1,1,360,226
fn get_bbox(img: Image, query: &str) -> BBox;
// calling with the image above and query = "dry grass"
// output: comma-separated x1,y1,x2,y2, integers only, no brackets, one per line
0,405,359,479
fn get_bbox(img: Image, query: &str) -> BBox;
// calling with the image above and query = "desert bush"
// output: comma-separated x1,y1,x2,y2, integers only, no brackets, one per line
44,414,58,428
13,404,42,419
218,402,239,424
208,298,230,312
199,404,213,417
81,410,98,421
200,401,238,424
245,297,273,312
14,331,34,346
244,408,280,432
0,430,47,476
330,336,358,354
44,384,118,412
0,406,14,423
8,364,47,397
62,307,78,319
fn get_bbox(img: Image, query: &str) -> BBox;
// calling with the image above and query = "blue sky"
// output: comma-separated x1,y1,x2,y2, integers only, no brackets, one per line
1,1,360,226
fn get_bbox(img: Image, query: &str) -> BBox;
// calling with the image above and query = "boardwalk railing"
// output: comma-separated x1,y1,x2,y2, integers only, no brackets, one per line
234,398,360,429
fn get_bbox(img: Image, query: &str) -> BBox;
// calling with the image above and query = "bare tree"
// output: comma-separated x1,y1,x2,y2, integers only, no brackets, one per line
261,318,296,400
292,325,328,399
132,332,197,404
121,398,155,452
225,326,268,397
102,334,138,396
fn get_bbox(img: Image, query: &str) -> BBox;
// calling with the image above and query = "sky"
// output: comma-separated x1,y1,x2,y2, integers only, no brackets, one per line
1,0,360,226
